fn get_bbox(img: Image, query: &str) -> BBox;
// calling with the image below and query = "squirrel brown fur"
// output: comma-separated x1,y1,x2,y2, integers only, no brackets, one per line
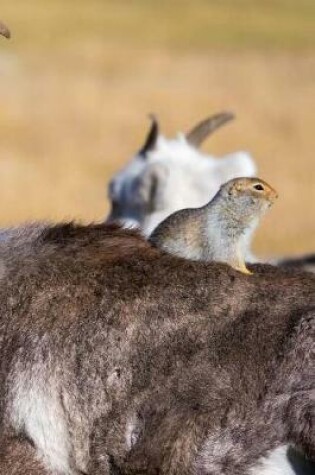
149,177,278,274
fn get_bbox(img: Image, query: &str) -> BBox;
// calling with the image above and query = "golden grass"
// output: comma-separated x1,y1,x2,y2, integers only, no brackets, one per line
0,1,314,256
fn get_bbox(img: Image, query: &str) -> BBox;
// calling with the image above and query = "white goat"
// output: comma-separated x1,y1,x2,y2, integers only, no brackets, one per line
107,112,257,235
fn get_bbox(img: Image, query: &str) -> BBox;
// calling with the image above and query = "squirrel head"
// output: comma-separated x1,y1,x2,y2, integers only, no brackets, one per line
217,177,278,220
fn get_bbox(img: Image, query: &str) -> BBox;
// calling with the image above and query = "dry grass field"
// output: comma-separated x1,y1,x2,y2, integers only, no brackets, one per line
0,0,314,256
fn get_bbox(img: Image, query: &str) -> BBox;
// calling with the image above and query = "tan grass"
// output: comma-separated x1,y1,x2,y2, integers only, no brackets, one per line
0,1,314,256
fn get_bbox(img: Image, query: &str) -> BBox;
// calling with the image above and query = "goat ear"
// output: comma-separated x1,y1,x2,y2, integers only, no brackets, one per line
0,22,10,39
139,162,168,212
138,115,159,157
186,111,235,148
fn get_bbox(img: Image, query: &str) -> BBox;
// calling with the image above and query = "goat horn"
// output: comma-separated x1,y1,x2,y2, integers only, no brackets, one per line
186,111,235,148
139,114,159,157
0,21,10,39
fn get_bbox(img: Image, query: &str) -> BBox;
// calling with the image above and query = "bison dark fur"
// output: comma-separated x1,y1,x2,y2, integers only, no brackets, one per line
279,253,315,274
0,223,313,474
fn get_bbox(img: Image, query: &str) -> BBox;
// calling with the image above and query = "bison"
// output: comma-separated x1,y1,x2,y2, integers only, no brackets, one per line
0,223,313,474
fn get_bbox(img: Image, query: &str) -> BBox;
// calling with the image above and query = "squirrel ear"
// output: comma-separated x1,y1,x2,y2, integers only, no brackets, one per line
227,184,238,197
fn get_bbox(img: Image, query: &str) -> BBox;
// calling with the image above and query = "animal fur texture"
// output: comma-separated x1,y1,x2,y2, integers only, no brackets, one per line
278,254,315,274
0,223,313,474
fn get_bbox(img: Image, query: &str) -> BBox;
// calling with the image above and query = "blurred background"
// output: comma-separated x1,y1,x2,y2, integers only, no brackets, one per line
0,0,314,256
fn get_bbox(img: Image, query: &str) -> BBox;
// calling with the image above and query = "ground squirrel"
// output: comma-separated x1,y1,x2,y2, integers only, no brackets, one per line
149,177,278,274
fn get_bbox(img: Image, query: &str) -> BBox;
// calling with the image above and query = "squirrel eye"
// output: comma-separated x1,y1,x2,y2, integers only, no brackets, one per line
253,184,264,191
